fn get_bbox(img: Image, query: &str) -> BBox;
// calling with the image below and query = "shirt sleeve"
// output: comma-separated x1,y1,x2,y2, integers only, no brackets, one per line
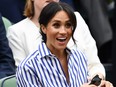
16,65,42,87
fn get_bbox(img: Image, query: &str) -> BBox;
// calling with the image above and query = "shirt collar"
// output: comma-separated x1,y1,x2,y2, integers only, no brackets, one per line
38,42,72,59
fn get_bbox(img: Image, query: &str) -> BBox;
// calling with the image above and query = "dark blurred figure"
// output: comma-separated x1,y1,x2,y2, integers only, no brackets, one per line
0,0,25,23
0,13,15,79
111,0,116,85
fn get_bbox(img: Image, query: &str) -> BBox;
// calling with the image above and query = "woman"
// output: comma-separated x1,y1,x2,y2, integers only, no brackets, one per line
7,0,105,80
16,2,113,87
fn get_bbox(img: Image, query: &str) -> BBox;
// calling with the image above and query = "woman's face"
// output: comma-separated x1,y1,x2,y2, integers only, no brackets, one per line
34,0,60,12
41,11,73,51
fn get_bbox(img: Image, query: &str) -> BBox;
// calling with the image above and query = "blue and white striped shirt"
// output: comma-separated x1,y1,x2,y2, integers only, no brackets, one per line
16,42,88,87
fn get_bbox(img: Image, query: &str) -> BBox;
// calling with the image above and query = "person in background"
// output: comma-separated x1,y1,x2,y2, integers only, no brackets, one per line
16,2,113,87
7,0,105,80
0,12,15,79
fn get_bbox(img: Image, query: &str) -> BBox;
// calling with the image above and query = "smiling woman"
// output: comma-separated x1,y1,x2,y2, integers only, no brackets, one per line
39,3,78,84
16,2,89,87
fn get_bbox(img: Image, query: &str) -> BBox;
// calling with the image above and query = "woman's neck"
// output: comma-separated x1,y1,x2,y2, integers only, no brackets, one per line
52,49,67,60
30,16,40,27
30,11,40,27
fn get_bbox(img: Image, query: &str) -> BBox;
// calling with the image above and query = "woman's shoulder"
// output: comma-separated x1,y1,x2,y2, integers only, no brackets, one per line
8,18,34,30
71,48,87,61
7,18,37,34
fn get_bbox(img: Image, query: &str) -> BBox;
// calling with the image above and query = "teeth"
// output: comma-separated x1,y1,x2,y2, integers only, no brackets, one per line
58,38,66,40
57,38,66,41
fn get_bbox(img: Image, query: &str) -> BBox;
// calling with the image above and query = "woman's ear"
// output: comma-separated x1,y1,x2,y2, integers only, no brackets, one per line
40,24,46,34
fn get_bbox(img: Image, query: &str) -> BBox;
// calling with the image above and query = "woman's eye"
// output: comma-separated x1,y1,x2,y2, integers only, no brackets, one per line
53,23,60,28
65,23,72,28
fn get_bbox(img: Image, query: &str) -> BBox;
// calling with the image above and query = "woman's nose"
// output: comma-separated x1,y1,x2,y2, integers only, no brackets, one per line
59,27,67,34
